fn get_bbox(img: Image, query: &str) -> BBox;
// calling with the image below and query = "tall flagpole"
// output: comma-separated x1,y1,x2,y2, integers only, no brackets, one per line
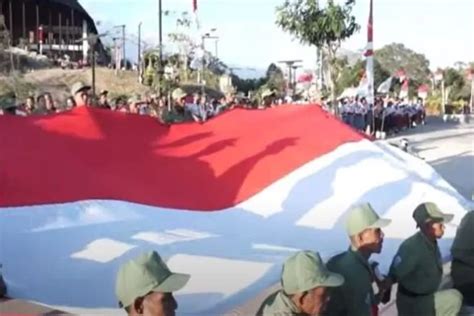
365,0,374,106
363,0,375,135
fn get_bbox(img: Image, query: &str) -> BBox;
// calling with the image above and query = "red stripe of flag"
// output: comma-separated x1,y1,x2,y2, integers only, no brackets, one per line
367,0,373,43
0,106,367,209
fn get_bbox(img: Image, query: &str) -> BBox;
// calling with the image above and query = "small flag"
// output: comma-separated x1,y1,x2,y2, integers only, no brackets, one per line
466,68,474,81
395,69,406,83
377,77,393,94
399,79,409,99
417,84,429,100
193,0,200,29
365,0,374,104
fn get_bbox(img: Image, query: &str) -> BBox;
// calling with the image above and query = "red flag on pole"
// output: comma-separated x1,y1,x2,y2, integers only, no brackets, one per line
193,0,197,12
395,69,406,83
364,0,374,104
399,79,409,99
364,0,373,57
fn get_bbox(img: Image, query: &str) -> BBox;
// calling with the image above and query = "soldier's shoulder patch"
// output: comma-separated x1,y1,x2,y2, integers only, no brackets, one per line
365,293,371,305
393,255,402,267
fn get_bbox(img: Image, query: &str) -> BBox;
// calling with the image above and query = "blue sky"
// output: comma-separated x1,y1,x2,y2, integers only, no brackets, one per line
80,0,474,72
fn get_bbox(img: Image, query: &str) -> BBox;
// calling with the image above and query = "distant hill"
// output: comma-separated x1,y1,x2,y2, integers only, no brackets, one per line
337,48,363,66
229,65,266,80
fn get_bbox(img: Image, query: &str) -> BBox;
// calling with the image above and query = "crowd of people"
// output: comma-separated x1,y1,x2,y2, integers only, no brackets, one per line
121,203,472,316
0,82,237,124
0,82,291,125
337,96,426,137
0,82,426,141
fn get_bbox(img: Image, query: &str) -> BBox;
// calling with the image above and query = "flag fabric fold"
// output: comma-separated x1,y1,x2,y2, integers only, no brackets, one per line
377,76,393,94
0,106,470,316
399,79,409,99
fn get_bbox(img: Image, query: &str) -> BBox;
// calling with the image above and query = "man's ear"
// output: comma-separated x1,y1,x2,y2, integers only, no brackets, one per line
293,291,307,307
133,296,144,314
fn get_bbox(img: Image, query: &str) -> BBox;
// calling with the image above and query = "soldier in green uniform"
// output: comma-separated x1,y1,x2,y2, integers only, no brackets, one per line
160,88,189,123
115,251,190,316
0,91,18,115
451,210,474,306
325,203,392,316
257,251,344,316
388,202,463,316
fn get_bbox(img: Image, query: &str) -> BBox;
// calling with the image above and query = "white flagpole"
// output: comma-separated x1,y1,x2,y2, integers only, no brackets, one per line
366,0,374,106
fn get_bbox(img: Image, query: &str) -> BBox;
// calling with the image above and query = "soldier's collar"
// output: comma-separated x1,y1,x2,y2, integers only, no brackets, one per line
349,246,371,267
418,231,438,249
279,290,303,314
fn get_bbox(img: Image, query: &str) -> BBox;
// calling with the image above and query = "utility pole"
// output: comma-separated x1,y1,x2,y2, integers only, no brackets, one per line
158,0,163,62
88,35,98,98
292,64,302,96
138,22,142,81
122,25,126,68
114,24,126,69
278,60,302,98
112,37,120,75
158,0,163,93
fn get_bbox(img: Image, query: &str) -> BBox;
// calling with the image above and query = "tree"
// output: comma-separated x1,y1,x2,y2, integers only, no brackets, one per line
444,67,469,101
231,75,266,95
265,63,285,91
167,11,197,82
336,58,390,96
376,43,431,83
276,0,359,113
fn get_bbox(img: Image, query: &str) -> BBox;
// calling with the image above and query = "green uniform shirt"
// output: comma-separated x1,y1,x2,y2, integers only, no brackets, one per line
325,247,375,316
256,290,302,316
389,231,443,314
451,212,474,294
389,231,442,293
161,109,186,123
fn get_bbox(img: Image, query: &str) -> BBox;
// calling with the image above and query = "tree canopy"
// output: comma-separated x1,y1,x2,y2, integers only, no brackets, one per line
375,43,431,83
276,0,359,110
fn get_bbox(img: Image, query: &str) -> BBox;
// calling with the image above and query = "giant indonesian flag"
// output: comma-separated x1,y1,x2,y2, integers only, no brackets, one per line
0,106,470,314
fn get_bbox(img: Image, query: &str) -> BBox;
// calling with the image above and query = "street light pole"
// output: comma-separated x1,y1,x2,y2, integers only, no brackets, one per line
138,22,142,81
215,38,218,58
158,0,163,62
114,24,126,68
158,0,163,94
88,35,98,98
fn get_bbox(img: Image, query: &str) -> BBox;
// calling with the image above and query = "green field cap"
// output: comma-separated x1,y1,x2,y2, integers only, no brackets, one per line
71,81,91,95
413,202,454,227
115,251,190,308
345,203,391,236
172,88,187,100
281,251,344,295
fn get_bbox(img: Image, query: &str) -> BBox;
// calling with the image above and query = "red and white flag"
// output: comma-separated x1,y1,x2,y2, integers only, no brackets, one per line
395,69,406,83
193,0,200,29
417,84,429,99
364,0,374,104
466,68,474,81
399,79,409,99
0,107,468,314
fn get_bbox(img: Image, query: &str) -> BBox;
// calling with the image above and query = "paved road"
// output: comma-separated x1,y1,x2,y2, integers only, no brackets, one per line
391,118,474,202
383,118,474,315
